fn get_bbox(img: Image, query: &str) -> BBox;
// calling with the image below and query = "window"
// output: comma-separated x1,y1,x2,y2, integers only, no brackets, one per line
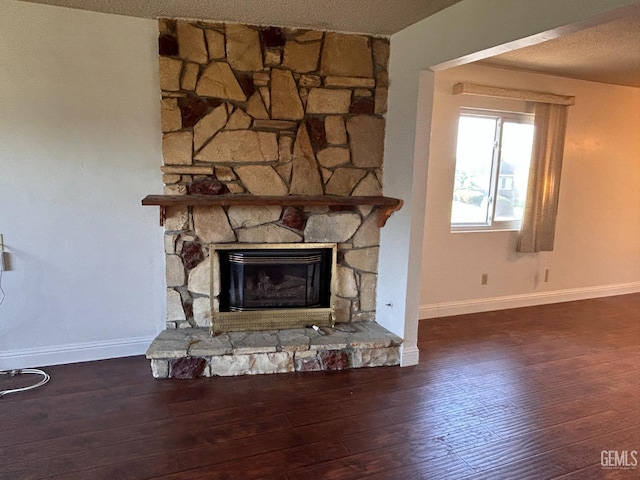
451,109,534,231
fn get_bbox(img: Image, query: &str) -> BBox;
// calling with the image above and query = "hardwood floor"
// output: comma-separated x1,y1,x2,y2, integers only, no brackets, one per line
1,294,638,479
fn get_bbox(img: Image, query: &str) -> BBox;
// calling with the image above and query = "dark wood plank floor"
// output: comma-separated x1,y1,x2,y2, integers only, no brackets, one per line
1,294,638,479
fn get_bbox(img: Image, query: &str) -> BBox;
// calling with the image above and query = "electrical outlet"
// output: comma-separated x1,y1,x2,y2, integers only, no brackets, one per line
0,234,4,272
0,235,9,271
481,273,488,285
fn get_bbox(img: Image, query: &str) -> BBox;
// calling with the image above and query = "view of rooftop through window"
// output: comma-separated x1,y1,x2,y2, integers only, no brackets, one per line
451,109,534,230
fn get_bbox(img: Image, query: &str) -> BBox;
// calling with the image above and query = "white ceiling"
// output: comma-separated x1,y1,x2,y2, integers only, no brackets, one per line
480,14,640,88
17,0,640,88
17,0,463,36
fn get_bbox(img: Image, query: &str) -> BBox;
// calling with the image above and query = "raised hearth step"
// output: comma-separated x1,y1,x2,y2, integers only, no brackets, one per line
146,322,402,378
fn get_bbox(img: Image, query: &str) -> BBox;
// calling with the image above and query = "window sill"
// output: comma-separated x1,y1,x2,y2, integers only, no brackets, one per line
450,226,521,233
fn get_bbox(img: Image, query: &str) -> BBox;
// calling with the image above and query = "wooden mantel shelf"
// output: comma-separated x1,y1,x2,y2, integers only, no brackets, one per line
142,194,403,228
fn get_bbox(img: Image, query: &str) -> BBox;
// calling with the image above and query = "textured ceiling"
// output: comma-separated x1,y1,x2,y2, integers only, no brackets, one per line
17,0,463,35
481,14,640,88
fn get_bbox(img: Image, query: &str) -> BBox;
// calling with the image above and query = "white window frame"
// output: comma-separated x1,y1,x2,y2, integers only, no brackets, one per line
451,108,534,233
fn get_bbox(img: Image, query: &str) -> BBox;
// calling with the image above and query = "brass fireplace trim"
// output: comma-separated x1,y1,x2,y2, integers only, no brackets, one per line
210,243,337,334
212,308,334,334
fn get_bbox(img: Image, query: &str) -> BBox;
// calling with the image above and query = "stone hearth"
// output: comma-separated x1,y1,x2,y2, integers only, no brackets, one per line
147,322,402,378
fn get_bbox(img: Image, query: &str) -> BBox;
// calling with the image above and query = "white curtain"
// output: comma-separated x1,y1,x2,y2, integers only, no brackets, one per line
517,102,569,253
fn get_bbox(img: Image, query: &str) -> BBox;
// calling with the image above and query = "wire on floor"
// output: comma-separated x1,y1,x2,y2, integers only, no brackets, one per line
0,369,51,398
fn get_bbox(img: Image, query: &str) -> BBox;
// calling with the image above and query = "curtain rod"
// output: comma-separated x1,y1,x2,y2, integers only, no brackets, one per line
453,83,575,106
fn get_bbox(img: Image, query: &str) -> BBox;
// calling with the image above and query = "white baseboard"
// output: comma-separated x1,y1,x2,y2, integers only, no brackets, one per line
420,282,640,319
0,336,156,371
401,345,420,366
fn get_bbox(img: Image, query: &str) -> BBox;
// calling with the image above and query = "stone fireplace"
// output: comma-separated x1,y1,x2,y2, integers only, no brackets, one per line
145,19,403,377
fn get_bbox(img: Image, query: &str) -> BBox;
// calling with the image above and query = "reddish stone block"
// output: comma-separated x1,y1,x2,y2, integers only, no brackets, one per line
170,357,207,379
281,206,306,231
159,34,179,56
306,117,327,152
178,96,209,128
182,241,204,270
261,27,286,48
319,350,351,371
349,97,375,115
236,73,256,99
295,358,322,372
189,177,226,196
206,98,223,109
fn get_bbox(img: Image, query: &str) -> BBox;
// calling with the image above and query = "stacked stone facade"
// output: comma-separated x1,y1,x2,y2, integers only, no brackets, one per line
157,20,389,330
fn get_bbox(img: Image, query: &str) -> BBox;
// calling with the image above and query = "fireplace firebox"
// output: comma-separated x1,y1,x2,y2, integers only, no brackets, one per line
210,243,337,334
220,249,332,311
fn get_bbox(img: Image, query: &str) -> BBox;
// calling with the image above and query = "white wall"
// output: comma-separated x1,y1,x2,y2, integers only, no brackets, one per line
0,0,165,369
419,64,640,317
380,0,639,365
